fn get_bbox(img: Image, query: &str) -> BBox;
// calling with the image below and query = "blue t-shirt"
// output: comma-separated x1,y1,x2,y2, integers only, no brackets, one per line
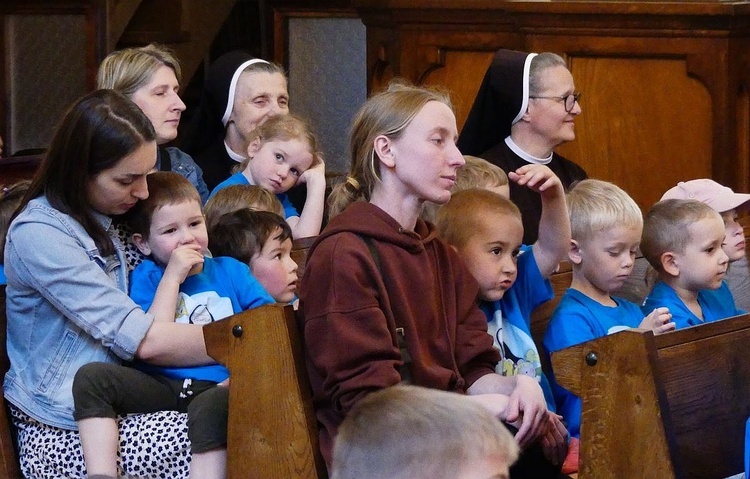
642,281,744,330
130,255,274,382
209,172,298,219
544,288,643,437
0,264,5,286
478,245,556,411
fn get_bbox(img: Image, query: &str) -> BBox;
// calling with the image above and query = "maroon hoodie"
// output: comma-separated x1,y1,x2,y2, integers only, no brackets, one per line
299,201,500,465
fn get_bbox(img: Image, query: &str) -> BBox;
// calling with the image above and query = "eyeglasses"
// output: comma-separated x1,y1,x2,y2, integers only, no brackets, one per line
528,92,581,113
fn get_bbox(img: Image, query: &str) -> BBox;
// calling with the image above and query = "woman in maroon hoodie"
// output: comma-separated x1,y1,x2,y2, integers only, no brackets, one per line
299,82,567,478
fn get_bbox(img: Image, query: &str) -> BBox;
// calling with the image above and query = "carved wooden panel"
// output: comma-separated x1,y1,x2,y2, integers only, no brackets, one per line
557,55,711,211
419,50,493,132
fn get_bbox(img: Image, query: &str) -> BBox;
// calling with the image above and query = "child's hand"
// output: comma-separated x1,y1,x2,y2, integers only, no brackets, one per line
541,414,569,466
508,164,563,195
163,245,204,284
639,307,675,335
297,158,326,187
505,375,549,448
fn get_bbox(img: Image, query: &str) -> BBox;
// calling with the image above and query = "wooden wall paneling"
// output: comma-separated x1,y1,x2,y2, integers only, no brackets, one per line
402,30,523,130
354,1,750,215
556,53,712,211
525,34,727,209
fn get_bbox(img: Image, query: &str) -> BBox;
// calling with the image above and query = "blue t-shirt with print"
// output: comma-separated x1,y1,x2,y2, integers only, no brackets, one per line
130,255,274,382
478,245,556,411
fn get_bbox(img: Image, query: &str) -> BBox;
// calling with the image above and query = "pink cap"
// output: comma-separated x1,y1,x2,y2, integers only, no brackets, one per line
661,179,750,213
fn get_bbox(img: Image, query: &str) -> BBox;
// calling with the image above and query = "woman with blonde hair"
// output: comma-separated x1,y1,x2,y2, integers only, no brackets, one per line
300,81,564,478
98,43,210,202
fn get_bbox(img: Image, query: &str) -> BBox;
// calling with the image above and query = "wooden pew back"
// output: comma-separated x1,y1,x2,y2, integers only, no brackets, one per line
552,314,750,479
204,304,325,479
0,155,41,185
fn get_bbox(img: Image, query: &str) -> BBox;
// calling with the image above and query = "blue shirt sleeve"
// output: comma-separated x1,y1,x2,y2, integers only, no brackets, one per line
277,193,299,219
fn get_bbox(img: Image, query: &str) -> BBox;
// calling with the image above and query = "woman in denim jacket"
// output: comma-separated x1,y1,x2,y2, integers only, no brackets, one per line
3,90,213,478
97,43,210,204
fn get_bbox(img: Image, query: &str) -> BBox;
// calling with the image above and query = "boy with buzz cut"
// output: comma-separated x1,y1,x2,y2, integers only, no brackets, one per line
208,208,299,305
422,155,509,224
543,179,675,442
72,171,274,479
641,198,739,329
436,164,571,469
331,385,519,479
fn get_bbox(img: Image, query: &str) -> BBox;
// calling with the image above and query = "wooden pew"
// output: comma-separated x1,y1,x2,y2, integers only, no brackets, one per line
0,155,41,185
203,236,326,479
551,315,750,479
291,235,316,278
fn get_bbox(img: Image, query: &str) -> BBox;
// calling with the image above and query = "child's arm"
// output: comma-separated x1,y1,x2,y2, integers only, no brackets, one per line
148,245,204,322
639,306,676,335
286,159,326,238
509,164,570,278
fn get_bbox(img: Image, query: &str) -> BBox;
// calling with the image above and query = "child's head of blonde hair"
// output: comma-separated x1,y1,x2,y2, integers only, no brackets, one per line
422,155,509,224
454,155,509,195
331,385,518,479
236,114,322,186
204,184,284,232
567,179,643,244
641,198,723,274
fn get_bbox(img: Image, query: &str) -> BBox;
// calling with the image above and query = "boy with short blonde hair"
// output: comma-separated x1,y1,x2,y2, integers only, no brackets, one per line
641,198,739,328
423,155,509,223
454,155,510,198
659,178,750,312
204,184,285,232
331,385,519,479
544,179,675,440
437,164,570,469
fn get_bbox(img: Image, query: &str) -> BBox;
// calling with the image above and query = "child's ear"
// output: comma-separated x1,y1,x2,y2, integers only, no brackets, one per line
131,233,152,256
373,135,395,168
661,251,679,277
246,137,262,158
568,239,583,265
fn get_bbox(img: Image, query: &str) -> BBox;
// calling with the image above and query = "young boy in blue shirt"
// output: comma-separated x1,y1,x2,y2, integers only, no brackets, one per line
208,208,299,306
72,171,274,479
641,197,739,328
543,179,675,442
651,179,749,321
436,164,570,468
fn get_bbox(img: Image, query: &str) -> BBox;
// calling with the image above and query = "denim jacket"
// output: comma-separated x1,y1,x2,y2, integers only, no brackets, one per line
159,147,210,204
3,196,153,429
